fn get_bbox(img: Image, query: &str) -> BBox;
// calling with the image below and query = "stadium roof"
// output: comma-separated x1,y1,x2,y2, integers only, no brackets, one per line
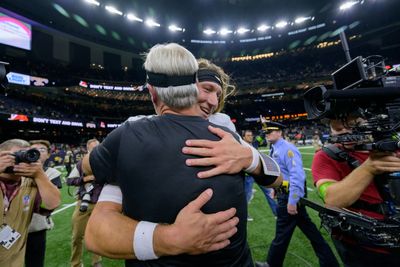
1,0,400,55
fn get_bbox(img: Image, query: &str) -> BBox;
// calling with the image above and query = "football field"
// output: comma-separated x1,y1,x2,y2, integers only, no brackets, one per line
45,147,340,267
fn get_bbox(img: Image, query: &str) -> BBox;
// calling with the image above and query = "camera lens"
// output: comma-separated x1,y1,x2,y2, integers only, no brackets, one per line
24,148,41,163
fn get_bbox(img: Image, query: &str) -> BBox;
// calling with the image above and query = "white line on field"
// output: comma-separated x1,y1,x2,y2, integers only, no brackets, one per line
52,202,77,215
304,168,314,191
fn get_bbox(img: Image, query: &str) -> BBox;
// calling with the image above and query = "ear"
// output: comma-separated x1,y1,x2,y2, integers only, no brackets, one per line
147,84,158,104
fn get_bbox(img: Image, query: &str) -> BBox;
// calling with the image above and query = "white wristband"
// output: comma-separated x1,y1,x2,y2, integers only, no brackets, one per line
133,221,159,261
244,146,259,173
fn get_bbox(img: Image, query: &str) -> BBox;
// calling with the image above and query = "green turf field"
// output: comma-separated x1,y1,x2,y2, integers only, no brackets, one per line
45,147,341,267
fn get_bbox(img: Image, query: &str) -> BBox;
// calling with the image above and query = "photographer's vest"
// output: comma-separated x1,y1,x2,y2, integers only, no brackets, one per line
0,178,37,267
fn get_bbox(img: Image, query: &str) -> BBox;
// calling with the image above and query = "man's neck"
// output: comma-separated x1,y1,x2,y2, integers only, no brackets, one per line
0,174,21,184
271,138,282,145
159,105,202,117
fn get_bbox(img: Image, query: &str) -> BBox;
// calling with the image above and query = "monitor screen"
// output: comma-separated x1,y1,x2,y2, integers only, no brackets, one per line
0,12,31,50
332,56,366,90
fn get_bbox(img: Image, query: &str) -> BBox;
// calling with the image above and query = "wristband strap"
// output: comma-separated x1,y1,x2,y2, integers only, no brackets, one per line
244,146,259,173
133,221,159,260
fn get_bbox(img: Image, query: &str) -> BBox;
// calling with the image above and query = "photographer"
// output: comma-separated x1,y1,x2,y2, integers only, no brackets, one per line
312,116,400,266
66,139,102,267
0,139,60,266
25,140,62,267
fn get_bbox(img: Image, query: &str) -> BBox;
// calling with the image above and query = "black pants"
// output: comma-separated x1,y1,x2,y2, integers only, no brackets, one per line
25,230,47,267
267,194,339,267
333,238,400,267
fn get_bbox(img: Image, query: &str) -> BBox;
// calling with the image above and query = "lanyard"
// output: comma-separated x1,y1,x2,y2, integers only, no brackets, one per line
0,181,21,215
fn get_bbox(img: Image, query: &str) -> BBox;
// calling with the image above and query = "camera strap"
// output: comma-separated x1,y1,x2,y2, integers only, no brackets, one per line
0,181,21,215
322,144,361,169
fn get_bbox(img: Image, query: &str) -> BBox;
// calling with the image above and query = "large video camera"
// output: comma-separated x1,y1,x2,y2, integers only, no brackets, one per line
304,56,400,153
304,55,400,207
5,148,41,173
302,55,400,247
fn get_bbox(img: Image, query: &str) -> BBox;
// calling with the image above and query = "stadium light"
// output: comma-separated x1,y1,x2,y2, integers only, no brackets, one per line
257,24,270,32
169,25,184,32
219,28,233,36
339,1,359,10
145,19,161,27
84,0,100,6
127,13,143,22
275,21,288,28
203,28,216,35
105,5,123,16
295,16,312,24
237,27,250,34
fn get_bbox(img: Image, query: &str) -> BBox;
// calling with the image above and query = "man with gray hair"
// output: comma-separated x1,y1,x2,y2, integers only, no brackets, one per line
83,43,254,266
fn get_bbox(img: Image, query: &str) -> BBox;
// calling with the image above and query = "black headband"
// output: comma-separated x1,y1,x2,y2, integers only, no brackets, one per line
146,71,197,87
198,69,222,87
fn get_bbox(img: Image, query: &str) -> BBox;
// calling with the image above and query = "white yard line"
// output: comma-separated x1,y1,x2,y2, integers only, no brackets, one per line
52,201,77,215
304,168,314,191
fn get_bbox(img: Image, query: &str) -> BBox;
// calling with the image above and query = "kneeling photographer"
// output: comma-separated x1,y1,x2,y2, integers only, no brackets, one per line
66,139,102,267
304,55,400,266
0,139,60,266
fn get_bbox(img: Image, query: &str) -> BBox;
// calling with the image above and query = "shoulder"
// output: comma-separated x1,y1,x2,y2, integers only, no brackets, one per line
208,113,237,133
313,149,332,162
282,140,299,154
110,116,154,137
125,115,156,123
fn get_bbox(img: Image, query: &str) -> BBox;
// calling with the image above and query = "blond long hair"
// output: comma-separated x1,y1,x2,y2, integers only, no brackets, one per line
197,58,235,113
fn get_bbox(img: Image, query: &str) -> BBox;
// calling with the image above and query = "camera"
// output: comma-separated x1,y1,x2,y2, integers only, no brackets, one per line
79,182,94,212
5,148,41,173
303,55,400,222
301,55,400,246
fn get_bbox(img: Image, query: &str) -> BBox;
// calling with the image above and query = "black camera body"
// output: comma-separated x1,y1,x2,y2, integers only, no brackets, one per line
304,55,400,152
79,182,94,212
5,148,41,173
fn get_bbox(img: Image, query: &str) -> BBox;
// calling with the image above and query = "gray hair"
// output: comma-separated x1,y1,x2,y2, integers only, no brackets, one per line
0,139,30,151
144,43,198,110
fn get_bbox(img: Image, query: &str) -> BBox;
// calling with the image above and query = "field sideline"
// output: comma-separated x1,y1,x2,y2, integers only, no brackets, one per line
45,147,341,267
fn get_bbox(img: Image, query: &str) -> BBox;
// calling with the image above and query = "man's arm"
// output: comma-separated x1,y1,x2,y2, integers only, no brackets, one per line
85,187,239,259
82,153,92,176
13,162,61,210
315,152,400,208
285,148,305,215
183,126,281,186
